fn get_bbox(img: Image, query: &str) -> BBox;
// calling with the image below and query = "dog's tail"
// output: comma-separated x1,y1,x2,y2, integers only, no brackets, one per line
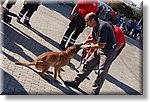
15,61,35,67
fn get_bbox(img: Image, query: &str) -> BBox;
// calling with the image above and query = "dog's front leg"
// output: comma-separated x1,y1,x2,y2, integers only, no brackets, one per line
54,61,65,80
54,67,58,81
58,68,61,78
58,68,64,82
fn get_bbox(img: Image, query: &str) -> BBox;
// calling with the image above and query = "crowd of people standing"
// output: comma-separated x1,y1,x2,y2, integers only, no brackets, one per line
112,12,142,42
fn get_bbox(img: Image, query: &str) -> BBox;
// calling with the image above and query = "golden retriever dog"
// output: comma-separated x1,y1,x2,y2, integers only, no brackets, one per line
15,44,82,80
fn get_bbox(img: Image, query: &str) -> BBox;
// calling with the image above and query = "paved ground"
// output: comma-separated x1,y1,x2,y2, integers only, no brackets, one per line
0,1,143,95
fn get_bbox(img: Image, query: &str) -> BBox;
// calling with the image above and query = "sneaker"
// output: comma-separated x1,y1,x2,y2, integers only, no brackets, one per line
23,20,31,27
64,81,78,89
59,44,65,50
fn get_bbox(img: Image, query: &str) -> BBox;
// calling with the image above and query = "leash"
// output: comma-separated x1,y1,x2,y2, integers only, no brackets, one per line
76,48,94,70
76,49,86,70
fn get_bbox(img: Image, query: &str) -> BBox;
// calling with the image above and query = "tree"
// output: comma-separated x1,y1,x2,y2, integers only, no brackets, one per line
132,8,143,21
109,2,143,21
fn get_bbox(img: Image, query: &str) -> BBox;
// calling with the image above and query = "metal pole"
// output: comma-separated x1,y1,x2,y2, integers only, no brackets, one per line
138,16,143,25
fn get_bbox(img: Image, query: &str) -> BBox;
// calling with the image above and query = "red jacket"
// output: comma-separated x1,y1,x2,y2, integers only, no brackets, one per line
77,0,98,17
112,25,126,46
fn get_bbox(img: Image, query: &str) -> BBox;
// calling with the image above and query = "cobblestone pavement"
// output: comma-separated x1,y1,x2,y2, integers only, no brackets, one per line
0,1,143,95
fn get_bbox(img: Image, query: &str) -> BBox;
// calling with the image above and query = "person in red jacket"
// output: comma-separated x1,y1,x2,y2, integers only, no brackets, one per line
59,0,98,50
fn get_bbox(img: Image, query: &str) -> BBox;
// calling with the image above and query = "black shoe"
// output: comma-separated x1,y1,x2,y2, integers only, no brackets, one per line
59,44,65,50
3,15,12,23
24,20,31,27
64,81,78,89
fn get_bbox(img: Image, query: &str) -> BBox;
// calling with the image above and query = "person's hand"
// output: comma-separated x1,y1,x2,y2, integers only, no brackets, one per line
81,44,91,50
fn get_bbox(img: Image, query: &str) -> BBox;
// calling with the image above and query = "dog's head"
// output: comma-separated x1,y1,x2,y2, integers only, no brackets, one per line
65,43,83,58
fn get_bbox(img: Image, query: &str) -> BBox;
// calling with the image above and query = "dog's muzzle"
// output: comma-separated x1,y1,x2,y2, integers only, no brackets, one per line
74,43,84,53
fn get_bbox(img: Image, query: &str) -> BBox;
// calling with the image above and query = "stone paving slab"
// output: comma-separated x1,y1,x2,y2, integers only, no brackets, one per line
0,1,142,95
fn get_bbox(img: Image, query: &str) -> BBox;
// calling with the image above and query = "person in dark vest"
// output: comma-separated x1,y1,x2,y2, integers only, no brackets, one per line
59,0,98,50
17,0,41,27
64,13,117,95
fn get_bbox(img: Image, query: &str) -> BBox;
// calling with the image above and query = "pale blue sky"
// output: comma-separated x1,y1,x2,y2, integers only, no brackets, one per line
131,0,143,6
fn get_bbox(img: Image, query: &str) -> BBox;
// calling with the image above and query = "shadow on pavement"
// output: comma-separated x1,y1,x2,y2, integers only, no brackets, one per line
2,22,52,63
2,51,18,62
2,21,84,94
27,67,86,95
2,23,33,62
41,74,79,95
106,74,142,95
0,68,28,95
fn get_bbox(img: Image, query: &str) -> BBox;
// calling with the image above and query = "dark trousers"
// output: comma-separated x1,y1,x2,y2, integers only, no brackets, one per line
74,49,117,94
19,3,39,20
61,13,86,47
3,0,16,9
3,0,17,23
6,3,14,9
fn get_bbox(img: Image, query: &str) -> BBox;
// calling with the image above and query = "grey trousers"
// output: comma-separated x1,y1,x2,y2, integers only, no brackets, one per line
74,49,116,95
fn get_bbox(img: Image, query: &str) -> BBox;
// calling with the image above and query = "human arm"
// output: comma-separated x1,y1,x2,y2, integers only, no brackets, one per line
83,38,97,45
81,43,105,50
69,4,80,20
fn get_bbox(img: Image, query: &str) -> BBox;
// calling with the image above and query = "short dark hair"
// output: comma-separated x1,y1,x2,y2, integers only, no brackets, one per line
86,12,98,21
